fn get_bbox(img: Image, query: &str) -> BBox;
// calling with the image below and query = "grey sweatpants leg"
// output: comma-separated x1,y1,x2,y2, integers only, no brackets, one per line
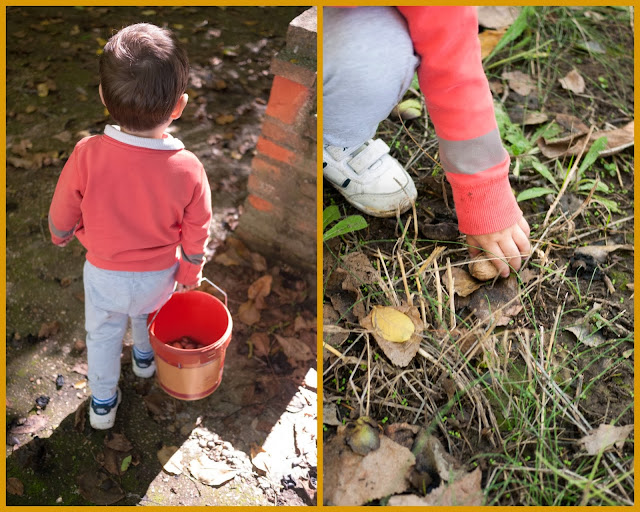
323,7,420,148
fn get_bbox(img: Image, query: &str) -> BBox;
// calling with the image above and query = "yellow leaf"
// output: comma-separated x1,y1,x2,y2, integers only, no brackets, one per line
371,306,414,343
96,37,108,47
172,24,184,30
36,83,49,97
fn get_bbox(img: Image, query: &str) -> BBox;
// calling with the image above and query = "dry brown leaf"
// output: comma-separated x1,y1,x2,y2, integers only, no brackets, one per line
189,455,237,486
248,275,272,309
238,299,261,326
215,114,235,125
337,251,380,294
76,471,124,505
323,429,416,506
479,28,508,59
72,362,88,375
7,477,24,496
502,70,536,96
361,305,424,367
574,243,633,263
275,334,314,362
559,69,585,94
53,130,73,143
565,325,606,348
10,414,47,435
388,468,483,506
578,424,633,455
157,445,183,475
444,268,483,297
105,432,133,452
10,138,32,156
323,403,342,426
468,274,522,326
523,111,549,125
477,6,521,29
539,121,634,159
249,332,271,357
38,321,61,339
294,315,317,332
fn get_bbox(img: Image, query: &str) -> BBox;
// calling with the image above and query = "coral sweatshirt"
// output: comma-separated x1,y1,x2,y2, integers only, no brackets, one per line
48,125,212,286
396,6,523,234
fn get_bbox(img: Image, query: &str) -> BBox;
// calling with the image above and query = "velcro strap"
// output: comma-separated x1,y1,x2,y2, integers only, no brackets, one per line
348,139,390,173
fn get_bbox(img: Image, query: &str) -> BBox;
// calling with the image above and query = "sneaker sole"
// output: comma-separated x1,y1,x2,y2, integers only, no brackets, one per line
132,361,156,379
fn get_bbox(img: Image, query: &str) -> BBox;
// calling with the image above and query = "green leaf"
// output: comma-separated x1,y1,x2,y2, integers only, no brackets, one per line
322,205,340,231
120,455,132,473
517,187,556,202
578,179,610,194
577,136,608,179
531,158,558,189
323,215,368,242
591,195,620,213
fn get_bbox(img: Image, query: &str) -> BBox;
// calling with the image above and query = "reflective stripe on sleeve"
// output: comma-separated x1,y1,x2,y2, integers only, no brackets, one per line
438,128,507,175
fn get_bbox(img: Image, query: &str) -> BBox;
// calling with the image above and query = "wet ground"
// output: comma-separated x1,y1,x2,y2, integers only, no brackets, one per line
6,5,316,506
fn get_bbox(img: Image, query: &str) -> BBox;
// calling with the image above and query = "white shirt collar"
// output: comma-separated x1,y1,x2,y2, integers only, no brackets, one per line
104,125,185,150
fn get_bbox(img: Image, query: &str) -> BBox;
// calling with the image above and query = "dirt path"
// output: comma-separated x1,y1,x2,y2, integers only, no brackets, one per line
6,6,316,506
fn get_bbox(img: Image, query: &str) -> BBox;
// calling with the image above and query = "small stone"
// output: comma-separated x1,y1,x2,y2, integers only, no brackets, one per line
56,497,62,503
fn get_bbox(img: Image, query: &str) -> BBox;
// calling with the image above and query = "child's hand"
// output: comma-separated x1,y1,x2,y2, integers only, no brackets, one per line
466,216,531,278
175,283,198,292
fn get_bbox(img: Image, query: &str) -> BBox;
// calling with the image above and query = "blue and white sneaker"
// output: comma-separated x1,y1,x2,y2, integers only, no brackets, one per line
132,347,156,378
90,388,122,430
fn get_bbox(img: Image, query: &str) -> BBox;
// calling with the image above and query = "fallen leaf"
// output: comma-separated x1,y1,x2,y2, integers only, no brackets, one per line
522,111,549,125
502,70,536,96
413,431,465,482
337,251,380,294
248,274,272,309
275,335,314,362
294,315,316,332
249,332,271,357
393,98,423,121
468,274,523,326
238,299,261,326
215,114,235,125
38,321,61,339
36,82,49,97
76,471,124,505
559,69,585,94
189,455,237,486
444,267,483,297
74,379,87,389
52,130,72,143
361,305,424,367
370,306,415,343
477,6,521,29
120,455,132,473
574,243,633,264
72,362,88,375
10,414,47,435
105,432,132,452
323,403,342,426
578,424,633,455
10,138,32,156
323,429,416,506
565,324,606,348
157,445,183,475
388,468,483,506
479,28,508,59
539,121,634,159
7,477,24,496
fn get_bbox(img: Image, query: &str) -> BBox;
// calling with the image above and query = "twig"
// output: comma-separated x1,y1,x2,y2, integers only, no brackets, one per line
445,258,455,329
542,125,595,229
397,252,412,307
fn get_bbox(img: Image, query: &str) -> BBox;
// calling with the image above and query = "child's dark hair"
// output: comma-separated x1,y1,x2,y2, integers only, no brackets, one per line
99,23,189,131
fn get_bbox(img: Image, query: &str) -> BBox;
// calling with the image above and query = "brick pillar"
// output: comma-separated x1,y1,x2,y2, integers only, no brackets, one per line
235,7,317,276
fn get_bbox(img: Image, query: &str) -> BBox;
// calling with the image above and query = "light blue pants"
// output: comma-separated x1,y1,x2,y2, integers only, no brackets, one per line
323,6,420,147
83,260,177,401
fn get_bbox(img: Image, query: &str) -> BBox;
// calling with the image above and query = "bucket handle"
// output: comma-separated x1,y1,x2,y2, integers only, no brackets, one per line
147,277,228,332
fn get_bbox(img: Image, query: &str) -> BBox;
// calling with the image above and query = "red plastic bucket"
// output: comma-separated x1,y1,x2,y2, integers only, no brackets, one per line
148,284,233,400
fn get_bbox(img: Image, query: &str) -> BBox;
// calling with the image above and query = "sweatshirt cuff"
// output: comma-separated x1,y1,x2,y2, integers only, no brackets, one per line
175,259,204,287
446,156,523,235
